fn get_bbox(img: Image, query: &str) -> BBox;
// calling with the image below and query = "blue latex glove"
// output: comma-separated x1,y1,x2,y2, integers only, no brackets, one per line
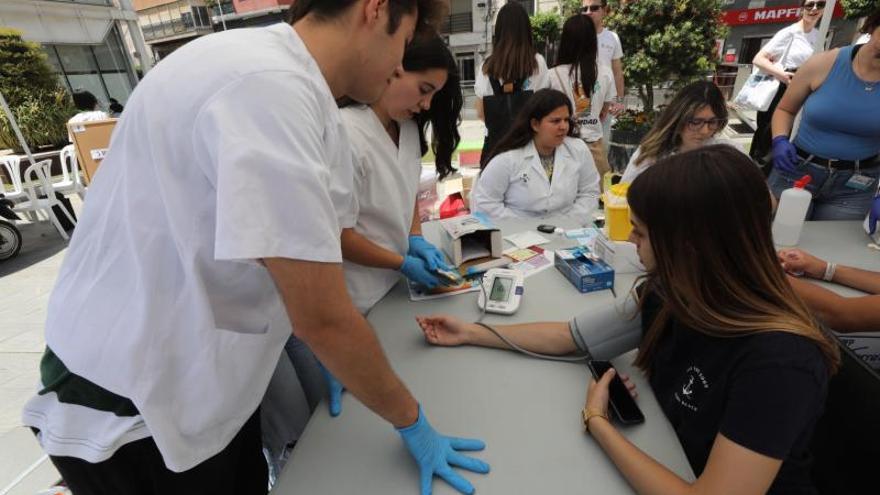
400,255,441,289
408,235,451,272
771,135,799,174
317,361,344,417
397,405,490,495
869,196,880,235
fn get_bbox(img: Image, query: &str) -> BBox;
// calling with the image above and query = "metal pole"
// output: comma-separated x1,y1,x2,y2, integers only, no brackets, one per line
814,0,837,52
0,90,37,168
220,1,228,31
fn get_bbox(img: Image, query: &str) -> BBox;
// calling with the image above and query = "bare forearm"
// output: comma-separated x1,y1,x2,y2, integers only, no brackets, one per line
590,419,694,495
475,98,484,121
832,265,880,294
265,258,418,427
770,107,795,138
612,60,625,97
409,201,422,236
464,321,578,355
341,228,404,270
787,276,880,332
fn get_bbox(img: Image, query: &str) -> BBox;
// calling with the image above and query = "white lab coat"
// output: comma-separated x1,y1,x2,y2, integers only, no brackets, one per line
341,106,422,313
471,137,600,225
23,24,355,472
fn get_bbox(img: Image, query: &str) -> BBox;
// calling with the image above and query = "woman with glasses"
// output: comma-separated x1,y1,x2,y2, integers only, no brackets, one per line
749,0,825,169
620,81,737,184
471,88,600,225
769,7,880,221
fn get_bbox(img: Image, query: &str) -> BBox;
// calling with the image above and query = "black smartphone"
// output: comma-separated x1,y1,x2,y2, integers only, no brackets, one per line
537,224,557,234
587,360,645,424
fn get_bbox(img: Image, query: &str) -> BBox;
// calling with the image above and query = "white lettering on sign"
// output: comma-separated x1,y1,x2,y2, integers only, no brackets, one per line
90,148,108,161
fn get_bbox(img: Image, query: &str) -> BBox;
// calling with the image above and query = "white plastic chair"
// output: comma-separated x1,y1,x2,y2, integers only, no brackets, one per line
55,145,86,199
1,154,26,202
12,159,76,240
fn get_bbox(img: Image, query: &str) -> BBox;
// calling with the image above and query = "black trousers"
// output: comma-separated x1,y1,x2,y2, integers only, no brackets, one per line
45,409,267,495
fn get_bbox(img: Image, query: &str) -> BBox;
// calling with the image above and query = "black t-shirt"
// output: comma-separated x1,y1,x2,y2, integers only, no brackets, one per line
642,291,829,494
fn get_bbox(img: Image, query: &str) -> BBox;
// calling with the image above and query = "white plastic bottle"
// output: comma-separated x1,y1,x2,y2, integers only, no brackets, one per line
772,175,813,246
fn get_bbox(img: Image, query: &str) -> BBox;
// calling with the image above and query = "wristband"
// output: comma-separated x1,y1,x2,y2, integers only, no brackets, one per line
823,262,837,282
613,97,623,103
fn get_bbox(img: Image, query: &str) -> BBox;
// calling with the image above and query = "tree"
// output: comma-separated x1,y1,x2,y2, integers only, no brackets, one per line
0,28,75,152
606,0,728,113
841,0,879,18
530,11,563,61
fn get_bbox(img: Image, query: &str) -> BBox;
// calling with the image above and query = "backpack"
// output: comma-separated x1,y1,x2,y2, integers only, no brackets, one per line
481,77,533,166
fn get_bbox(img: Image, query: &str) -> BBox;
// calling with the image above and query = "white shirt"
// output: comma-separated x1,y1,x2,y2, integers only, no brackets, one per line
856,33,870,45
471,137,600,225
548,64,616,142
596,29,623,68
759,23,819,71
620,138,744,184
341,106,422,313
23,23,355,472
67,110,109,142
474,54,549,97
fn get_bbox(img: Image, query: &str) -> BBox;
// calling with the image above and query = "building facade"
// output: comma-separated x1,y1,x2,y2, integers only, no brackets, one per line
133,0,213,61
0,0,149,106
213,0,292,30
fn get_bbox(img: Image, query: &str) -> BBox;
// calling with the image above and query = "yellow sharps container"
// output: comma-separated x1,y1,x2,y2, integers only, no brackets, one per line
604,182,632,241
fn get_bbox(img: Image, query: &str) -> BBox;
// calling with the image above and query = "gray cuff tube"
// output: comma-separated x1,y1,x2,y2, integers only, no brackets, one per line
568,294,643,361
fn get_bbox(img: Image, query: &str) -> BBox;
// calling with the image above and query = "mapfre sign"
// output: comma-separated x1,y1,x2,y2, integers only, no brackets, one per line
723,3,844,26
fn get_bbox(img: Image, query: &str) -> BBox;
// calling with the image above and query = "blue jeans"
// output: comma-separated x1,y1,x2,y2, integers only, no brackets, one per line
767,158,880,221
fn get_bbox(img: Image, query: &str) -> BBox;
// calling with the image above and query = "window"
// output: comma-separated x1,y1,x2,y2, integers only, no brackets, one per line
42,26,137,107
456,53,476,85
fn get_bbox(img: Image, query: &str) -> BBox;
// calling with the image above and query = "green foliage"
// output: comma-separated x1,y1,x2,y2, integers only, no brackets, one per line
560,0,583,18
530,11,564,47
841,0,880,19
606,0,728,112
0,28,75,152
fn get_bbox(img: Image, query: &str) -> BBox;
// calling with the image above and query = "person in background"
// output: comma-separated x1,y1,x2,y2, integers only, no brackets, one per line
420,145,839,495
471,88,600,225
67,90,108,142
474,1,548,163
620,81,737,184
749,0,824,169
581,0,624,153
548,15,616,182
769,7,880,221
108,98,124,118
781,247,880,335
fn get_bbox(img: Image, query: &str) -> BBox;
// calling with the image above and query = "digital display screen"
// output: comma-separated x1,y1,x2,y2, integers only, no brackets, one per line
489,277,513,302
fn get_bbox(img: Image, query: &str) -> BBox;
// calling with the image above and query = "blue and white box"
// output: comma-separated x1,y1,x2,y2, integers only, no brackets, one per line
554,247,615,293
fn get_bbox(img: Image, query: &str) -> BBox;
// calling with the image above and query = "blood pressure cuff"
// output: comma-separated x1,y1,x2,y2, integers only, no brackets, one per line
568,294,643,360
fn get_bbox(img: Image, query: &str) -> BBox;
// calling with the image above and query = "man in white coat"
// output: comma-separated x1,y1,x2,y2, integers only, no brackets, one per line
21,1,490,494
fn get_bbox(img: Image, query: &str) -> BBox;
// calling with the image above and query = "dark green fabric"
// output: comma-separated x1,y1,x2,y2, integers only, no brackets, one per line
39,347,139,417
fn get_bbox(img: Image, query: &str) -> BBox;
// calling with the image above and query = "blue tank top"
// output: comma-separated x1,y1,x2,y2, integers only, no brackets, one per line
795,46,880,161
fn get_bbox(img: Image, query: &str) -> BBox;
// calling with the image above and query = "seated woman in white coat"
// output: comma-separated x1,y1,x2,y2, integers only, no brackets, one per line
620,80,739,184
471,88,600,225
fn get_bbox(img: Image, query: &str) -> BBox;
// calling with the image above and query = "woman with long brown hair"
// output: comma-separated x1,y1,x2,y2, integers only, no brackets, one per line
475,1,549,163
620,81,738,184
418,145,839,494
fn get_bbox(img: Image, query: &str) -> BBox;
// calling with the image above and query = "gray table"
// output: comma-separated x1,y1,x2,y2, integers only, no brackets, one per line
273,217,695,494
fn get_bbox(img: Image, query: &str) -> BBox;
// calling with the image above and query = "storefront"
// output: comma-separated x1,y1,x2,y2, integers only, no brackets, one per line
720,0,860,65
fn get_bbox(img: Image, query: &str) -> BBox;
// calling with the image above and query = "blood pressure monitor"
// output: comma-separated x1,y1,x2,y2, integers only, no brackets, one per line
477,268,524,315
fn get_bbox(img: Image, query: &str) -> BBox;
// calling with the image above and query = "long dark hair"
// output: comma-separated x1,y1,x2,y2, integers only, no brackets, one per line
628,145,839,375
402,35,462,180
481,88,577,169
635,80,728,166
482,2,538,82
555,15,598,99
